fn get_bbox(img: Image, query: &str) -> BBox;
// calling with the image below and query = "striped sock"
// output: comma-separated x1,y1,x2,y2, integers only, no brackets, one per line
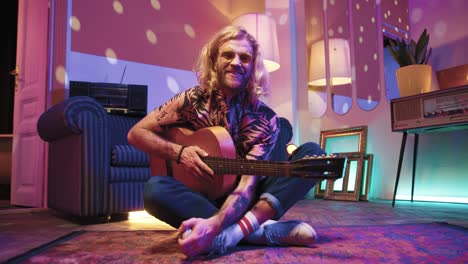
212,211,260,251
238,211,260,237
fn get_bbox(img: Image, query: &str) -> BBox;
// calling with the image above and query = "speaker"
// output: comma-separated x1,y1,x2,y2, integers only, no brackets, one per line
128,84,148,113
69,81,148,117
391,85,468,133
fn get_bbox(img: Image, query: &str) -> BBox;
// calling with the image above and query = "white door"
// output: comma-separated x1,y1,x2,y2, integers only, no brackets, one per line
11,0,49,207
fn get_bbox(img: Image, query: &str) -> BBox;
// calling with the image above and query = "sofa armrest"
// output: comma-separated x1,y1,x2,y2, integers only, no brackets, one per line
41,96,112,217
37,96,107,142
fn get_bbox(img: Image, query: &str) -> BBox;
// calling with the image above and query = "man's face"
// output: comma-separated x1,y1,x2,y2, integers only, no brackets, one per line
215,38,254,95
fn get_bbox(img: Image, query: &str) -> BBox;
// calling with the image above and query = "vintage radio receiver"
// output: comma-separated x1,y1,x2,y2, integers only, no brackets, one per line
391,85,468,133
69,81,148,117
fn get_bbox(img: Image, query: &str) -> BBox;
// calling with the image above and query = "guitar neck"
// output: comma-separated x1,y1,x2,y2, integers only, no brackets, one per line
201,156,344,179
202,157,289,176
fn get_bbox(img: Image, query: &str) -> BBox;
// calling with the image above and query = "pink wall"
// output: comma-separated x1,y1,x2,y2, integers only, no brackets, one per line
71,0,229,71
267,1,294,121
409,0,468,71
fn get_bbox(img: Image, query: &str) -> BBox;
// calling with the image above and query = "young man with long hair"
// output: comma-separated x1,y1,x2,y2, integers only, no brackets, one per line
128,25,324,257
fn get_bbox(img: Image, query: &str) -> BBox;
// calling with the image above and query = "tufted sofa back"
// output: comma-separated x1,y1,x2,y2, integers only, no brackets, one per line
269,117,293,162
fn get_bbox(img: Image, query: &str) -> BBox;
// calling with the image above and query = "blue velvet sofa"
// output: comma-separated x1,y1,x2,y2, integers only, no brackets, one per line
37,96,293,221
37,96,151,220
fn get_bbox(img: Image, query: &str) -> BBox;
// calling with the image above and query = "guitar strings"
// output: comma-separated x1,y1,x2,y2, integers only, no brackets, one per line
200,156,343,177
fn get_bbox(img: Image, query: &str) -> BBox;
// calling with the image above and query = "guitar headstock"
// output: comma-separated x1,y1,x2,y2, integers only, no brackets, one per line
290,154,345,179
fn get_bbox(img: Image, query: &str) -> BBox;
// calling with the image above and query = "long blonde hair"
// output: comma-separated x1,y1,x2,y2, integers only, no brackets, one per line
194,25,270,104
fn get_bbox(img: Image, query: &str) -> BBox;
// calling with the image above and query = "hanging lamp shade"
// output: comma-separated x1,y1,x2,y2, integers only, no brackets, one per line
232,13,280,72
309,38,352,86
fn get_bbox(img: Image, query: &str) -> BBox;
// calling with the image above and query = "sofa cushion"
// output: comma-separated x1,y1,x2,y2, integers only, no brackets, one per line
111,145,149,167
110,167,151,182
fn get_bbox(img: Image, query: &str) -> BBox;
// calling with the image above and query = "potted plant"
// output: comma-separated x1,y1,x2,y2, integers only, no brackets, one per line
387,29,433,97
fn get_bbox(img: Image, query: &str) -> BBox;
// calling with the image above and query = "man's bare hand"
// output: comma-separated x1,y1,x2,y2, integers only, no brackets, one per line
178,146,214,183
177,217,222,258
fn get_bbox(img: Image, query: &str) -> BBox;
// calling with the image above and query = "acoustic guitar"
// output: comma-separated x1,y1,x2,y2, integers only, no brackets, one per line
151,126,345,200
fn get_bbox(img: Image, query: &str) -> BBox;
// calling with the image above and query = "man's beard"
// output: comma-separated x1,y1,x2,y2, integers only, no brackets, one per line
220,71,247,90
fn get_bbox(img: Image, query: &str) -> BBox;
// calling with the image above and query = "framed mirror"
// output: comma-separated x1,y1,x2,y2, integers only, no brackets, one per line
320,126,367,153
315,126,368,201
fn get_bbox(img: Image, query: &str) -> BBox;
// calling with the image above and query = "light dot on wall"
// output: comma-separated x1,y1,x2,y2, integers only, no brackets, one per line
373,53,378,60
394,0,399,6
434,21,448,39
105,48,118,64
55,65,67,85
151,0,161,10
384,13,388,19
410,8,423,23
338,26,343,34
311,16,318,26
184,24,196,39
330,0,336,6
355,3,360,10
279,14,288,25
363,64,368,72
360,25,364,32
398,17,402,23
328,29,334,37
308,91,327,117
70,16,81,31
371,17,375,23
342,102,350,113
166,76,180,94
146,29,157,44
358,36,363,43
113,0,124,15
387,10,391,17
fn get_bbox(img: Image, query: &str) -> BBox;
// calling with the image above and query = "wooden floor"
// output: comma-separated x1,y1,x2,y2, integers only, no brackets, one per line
1,199,468,262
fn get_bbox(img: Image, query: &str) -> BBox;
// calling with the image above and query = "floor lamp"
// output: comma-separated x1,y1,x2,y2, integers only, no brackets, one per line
232,13,280,72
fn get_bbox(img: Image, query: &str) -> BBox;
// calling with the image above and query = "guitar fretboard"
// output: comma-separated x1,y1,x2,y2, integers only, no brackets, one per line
201,156,345,179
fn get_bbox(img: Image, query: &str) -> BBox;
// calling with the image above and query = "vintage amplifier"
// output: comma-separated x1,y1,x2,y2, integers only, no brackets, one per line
69,81,148,117
391,85,468,133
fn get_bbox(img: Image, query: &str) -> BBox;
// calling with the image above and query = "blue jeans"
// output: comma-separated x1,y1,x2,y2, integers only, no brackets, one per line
143,142,325,228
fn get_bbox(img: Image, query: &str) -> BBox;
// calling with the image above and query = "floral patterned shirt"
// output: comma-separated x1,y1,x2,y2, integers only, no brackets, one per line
152,86,280,160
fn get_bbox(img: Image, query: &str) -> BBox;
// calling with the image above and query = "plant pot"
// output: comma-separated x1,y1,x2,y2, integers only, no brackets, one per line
396,64,432,97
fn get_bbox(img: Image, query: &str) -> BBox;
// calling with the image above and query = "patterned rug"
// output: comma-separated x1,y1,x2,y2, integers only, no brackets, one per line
9,223,468,264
